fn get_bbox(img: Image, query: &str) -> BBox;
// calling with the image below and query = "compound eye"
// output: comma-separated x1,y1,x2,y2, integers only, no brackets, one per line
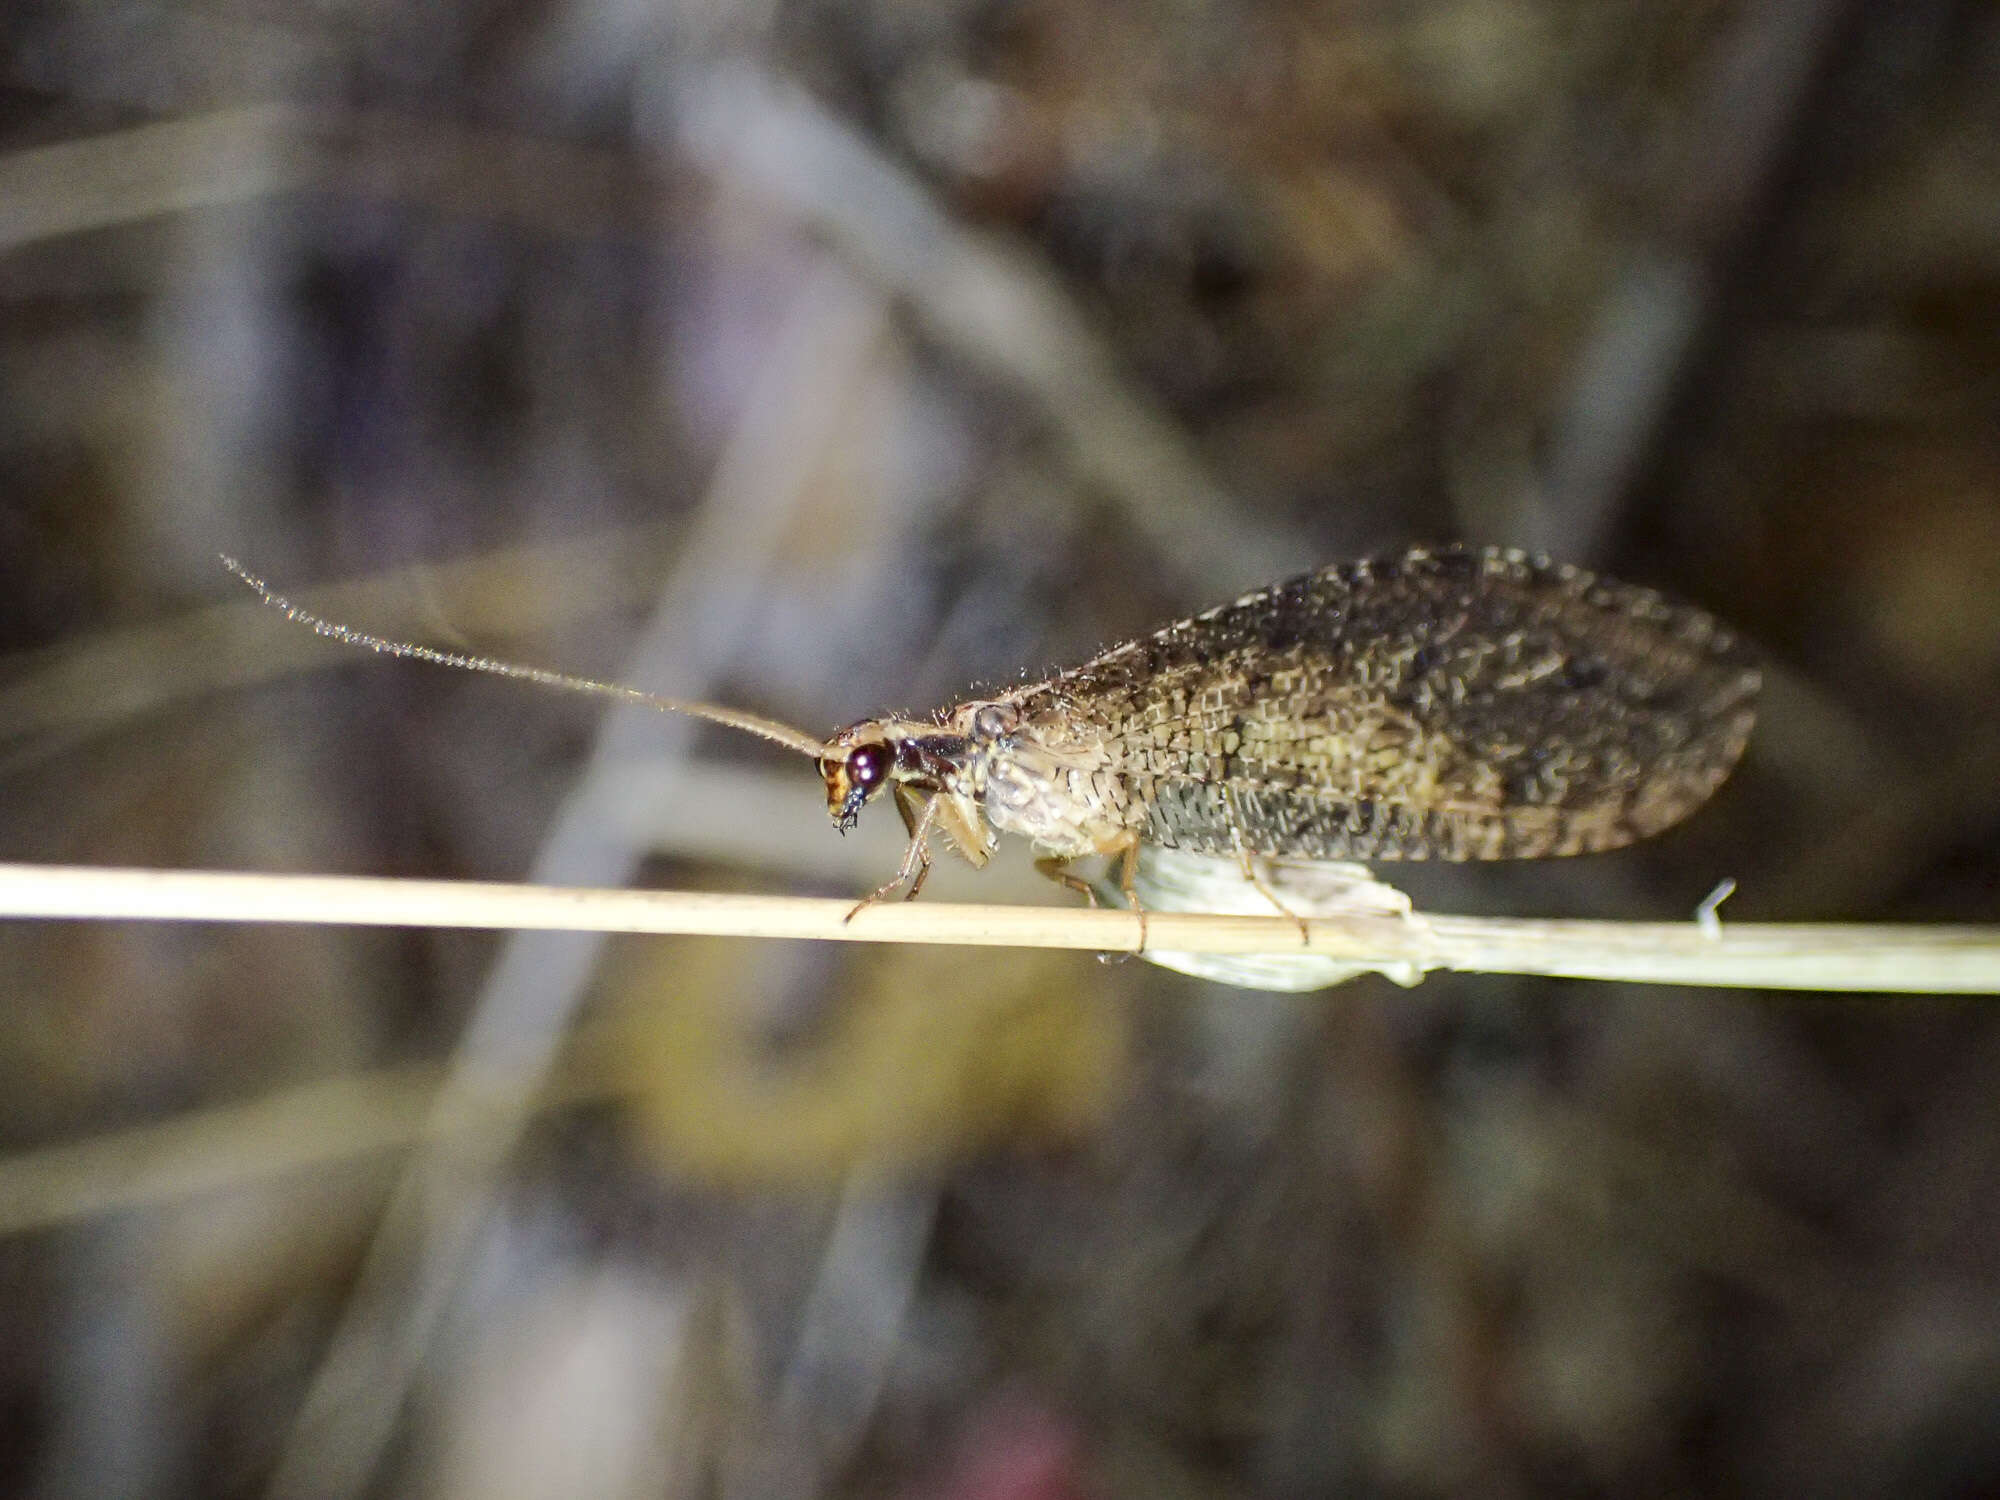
847,741,892,791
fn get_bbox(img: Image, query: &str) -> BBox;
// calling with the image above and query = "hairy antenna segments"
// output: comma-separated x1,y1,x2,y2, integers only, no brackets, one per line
219,556,833,758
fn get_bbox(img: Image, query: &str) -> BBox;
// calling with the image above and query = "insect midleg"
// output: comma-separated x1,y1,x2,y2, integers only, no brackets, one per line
1032,856,1098,905
1111,832,1147,952
1222,787,1311,947
1034,829,1148,951
1113,835,1141,910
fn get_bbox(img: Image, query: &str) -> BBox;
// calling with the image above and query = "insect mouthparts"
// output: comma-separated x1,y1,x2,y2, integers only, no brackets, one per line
835,793,864,833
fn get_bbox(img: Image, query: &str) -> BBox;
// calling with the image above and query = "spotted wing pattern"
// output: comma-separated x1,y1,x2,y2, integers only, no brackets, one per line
1015,545,1760,861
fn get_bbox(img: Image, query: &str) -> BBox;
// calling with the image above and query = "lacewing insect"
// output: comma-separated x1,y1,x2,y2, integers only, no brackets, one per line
222,546,1760,925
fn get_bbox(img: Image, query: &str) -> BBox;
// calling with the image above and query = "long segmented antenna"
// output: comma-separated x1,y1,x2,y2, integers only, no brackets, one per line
220,556,833,759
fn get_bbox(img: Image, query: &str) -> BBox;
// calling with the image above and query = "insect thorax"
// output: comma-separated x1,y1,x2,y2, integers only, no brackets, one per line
977,717,1129,859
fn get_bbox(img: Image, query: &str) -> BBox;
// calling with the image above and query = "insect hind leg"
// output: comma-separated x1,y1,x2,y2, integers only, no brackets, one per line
1223,791,1312,947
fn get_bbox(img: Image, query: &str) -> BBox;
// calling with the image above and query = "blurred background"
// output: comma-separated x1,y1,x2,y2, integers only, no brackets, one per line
2,0,1999,1495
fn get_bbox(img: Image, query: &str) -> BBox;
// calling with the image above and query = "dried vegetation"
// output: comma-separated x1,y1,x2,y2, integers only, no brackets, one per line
2,0,1998,1496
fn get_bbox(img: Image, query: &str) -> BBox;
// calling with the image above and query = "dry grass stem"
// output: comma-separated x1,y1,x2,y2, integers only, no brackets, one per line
0,860,1993,993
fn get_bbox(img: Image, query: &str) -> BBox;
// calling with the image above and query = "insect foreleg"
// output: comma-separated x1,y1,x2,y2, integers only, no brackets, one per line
892,785,939,904
845,786,941,921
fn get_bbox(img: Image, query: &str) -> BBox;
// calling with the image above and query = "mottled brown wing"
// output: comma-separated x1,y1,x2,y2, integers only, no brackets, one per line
1029,545,1760,861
